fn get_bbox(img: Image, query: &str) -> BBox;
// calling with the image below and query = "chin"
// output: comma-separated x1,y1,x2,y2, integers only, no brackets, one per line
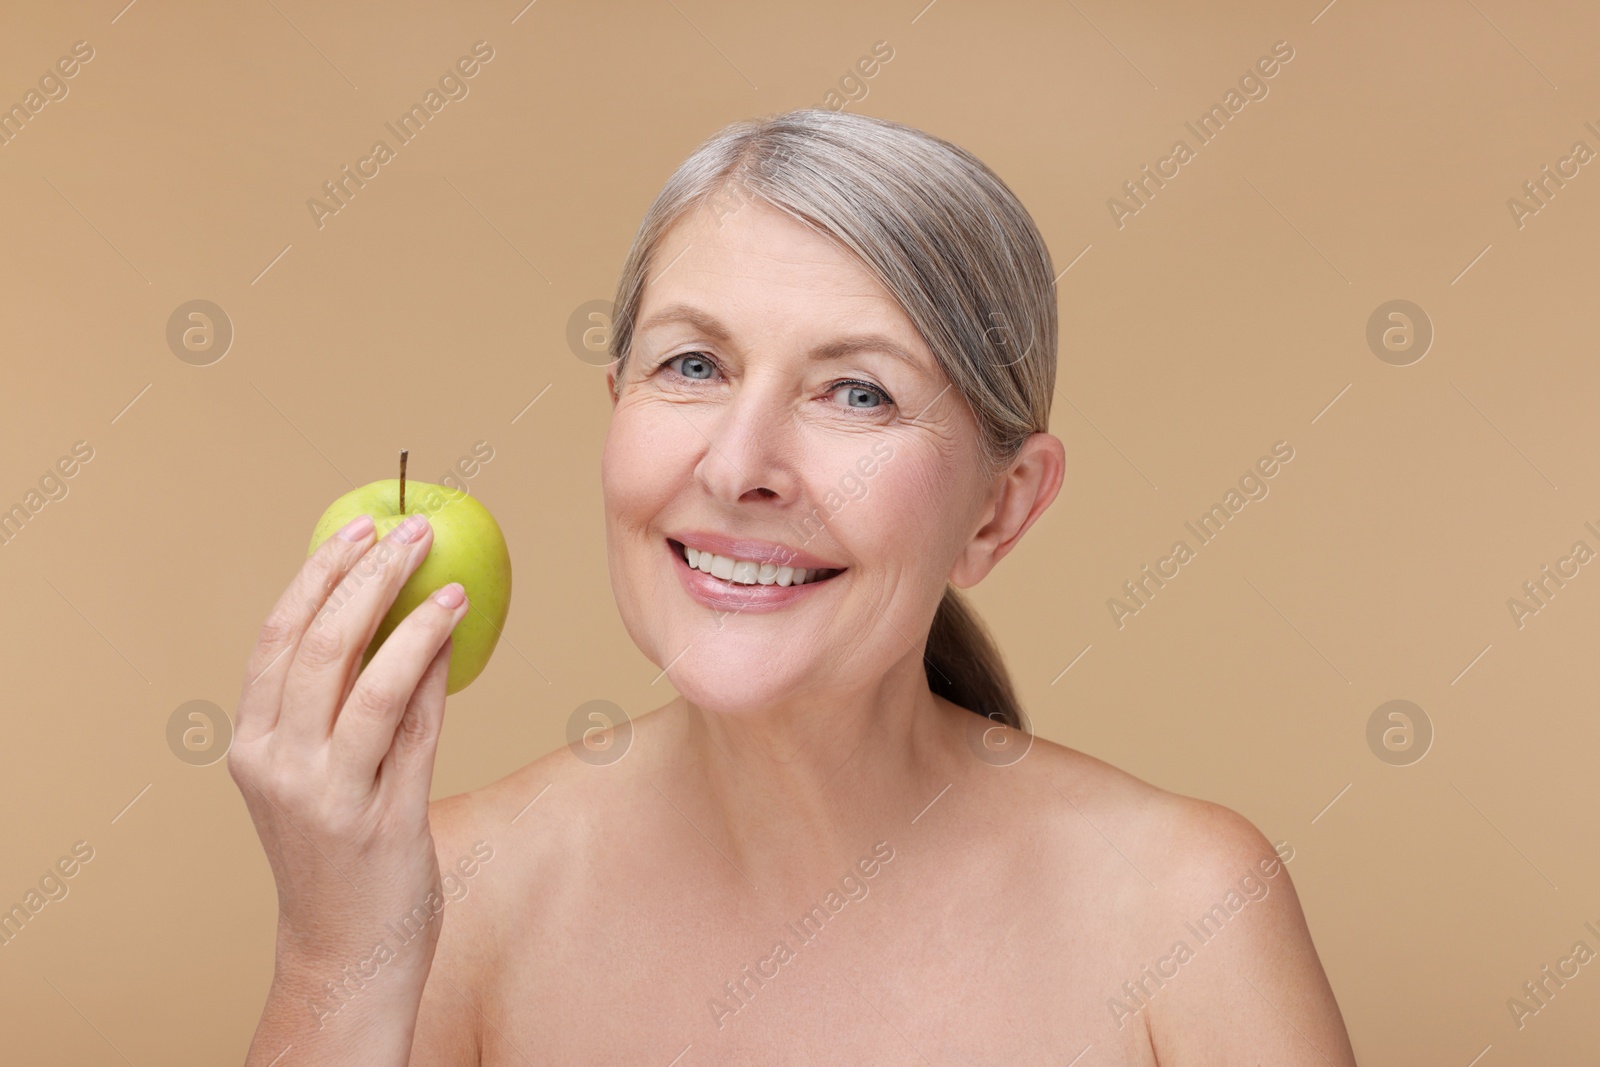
661,645,815,715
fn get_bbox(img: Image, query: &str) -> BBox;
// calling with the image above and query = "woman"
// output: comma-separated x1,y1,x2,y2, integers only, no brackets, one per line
231,108,1357,1064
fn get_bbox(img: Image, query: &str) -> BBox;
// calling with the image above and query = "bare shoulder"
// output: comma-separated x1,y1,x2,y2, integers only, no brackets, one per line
1004,731,1356,1064
409,713,655,1065
973,720,1278,874
992,726,1203,849
426,713,645,909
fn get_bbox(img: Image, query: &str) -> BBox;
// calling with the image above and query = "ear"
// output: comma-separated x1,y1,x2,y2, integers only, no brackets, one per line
605,362,619,408
949,432,1065,588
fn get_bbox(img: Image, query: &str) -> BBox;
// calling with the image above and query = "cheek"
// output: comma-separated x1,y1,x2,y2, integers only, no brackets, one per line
602,403,685,520
837,443,967,566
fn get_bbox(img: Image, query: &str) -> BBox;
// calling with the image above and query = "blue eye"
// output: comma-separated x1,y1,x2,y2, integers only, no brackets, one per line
667,353,717,379
839,383,888,409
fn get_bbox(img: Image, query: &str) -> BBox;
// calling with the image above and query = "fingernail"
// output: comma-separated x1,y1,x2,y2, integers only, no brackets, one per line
434,582,465,609
394,514,430,543
337,514,375,542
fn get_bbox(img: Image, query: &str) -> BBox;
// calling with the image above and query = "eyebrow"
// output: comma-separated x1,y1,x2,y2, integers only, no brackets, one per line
635,302,926,372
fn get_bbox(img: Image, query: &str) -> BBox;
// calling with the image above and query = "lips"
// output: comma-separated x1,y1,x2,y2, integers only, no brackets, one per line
666,536,844,612
668,538,842,587
665,529,846,572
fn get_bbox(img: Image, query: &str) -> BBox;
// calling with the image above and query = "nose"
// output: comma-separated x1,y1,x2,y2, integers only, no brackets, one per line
692,374,798,505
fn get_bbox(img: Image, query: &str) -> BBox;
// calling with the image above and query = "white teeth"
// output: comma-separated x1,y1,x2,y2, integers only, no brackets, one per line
678,541,836,587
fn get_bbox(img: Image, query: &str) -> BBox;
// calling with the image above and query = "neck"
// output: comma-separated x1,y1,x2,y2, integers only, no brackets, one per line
666,650,959,900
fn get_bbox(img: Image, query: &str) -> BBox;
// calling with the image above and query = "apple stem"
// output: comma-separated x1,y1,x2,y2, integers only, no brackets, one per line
399,448,408,514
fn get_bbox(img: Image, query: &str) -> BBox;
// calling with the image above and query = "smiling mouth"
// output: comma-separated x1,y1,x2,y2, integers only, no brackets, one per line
668,539,845,587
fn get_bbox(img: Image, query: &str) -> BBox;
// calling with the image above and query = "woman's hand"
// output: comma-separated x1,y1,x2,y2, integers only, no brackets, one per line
228,511,470,1065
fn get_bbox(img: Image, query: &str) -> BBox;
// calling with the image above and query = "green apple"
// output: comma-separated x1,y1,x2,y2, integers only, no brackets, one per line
307,471,511,695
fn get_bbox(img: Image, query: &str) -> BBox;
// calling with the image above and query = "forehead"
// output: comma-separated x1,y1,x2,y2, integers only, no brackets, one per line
639,199,921,341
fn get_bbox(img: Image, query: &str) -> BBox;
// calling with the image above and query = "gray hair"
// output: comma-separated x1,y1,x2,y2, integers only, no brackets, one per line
607,108,1059,730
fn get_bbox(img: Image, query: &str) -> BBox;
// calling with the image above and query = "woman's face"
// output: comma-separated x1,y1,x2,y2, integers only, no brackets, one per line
602,198,999,714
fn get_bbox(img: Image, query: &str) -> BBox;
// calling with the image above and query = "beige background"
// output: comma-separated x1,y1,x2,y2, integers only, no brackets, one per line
1,0,1596,1062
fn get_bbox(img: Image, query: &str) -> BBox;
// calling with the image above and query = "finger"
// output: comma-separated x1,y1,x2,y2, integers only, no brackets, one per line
273,514,433,752
378,627,452,816
236,514,378,744
331,581,467,786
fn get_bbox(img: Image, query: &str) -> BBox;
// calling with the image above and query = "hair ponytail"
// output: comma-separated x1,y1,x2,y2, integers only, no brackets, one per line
925,585,1023,730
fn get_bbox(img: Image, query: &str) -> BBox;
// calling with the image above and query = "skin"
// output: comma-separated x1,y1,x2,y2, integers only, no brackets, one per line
233,198,1358,1065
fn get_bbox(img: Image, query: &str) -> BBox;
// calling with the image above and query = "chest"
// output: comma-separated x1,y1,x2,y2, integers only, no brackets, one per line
477,845,1162,1065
